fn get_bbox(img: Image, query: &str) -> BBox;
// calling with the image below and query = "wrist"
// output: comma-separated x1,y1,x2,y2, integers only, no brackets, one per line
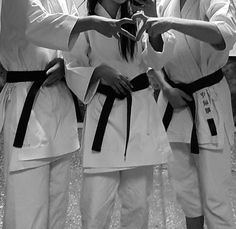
161,81,172,92
88,16,101,31
169,17,181,31
93,64,108,80
74,17,98,34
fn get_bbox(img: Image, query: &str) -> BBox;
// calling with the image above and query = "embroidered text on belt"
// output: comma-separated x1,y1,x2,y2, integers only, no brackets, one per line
6,71,83,148
162,69,223,154
92,73,150,160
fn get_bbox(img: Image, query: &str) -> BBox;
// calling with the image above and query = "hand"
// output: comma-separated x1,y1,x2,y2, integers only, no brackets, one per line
163,86,192,109
147,17,173,37
95,17,136,41
44,58,65,87
132,11,156,41
147,69,161,90
93,65,133,97
132,12,172,41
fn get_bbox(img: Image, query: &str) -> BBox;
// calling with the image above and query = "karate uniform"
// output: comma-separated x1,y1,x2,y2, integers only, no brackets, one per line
150,0,236,228
0,0,80,228
64,3,175,229
230,43,236,56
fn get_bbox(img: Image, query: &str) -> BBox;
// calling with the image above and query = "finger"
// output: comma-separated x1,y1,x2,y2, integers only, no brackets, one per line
117,25,136,40
113,32,120,40
45,58,64,72
120,76,133,90
170,98,187,109
46,63,60,75
44,59,57,71
132,11,148,22
136,21,148,41
43,73,60,87
111,84,122,95
112,79,129,95
116,83,129,96
119,80,132,92
133,12,149,41
119,28,136,40
117,18,135,26
116,18,136,40
175,100,188,108
180,91,192,101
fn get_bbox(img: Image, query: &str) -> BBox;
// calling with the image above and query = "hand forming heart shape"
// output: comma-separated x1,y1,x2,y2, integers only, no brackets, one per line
132,12,172,41
132,11,149,41
113,18,136,40
115,12,149,42
116,11,167,42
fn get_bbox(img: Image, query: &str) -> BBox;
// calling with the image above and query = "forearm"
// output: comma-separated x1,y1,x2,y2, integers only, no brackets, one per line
90,64,105,84
170,17,225,49
71,16,102,34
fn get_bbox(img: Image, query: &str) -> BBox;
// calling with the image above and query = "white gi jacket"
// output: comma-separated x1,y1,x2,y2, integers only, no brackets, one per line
65,3,175,169
0,0,2,32
230,43,236,56
152,0,236,148
0,0,80,171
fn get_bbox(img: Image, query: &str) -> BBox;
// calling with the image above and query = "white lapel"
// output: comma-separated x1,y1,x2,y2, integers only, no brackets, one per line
57,0,69,14
164,0,180,17
181,0,198,18
0,0,2,33
47,0,66,14
181,0,202,75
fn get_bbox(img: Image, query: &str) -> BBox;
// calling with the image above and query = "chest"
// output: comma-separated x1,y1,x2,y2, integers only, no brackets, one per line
88,30,142,64
165,0,205,21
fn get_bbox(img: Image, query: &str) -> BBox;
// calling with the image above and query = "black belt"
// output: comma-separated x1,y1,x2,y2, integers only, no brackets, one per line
92,73,150,160
6,71,82,148
162,69,224,154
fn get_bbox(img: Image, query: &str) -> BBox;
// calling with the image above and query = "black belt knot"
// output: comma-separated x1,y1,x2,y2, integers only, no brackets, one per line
92,73,149,160
7,71,82,148
162,69,224,154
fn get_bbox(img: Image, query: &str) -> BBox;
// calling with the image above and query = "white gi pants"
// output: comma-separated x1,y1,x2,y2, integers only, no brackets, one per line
2,92,73,229
81,166,153,229
168,134,235,229
4,154,71,229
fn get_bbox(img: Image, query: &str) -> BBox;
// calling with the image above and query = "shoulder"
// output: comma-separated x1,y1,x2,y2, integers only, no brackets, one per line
199,0,235,20
200,0,233,11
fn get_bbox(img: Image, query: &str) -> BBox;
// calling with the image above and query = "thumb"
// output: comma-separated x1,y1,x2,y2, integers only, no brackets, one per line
44,58,58,72
46,63,60,75
179,90,192,101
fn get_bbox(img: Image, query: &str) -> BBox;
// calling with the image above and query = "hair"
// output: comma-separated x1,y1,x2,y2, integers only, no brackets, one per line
87,0,137,61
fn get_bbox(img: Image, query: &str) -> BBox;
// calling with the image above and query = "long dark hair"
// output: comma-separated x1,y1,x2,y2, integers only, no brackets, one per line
87,0,137,61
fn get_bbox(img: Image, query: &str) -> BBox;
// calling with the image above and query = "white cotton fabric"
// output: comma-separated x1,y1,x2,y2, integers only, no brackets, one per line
155,0,236,148
168,137,235,228
64,3,175,170
0,0,80,171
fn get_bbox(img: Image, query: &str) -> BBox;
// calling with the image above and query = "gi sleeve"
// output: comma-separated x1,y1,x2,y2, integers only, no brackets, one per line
26,0,79,51
63,32,99,104
142,31,176,70
0,0,2,33
203,0,236,50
